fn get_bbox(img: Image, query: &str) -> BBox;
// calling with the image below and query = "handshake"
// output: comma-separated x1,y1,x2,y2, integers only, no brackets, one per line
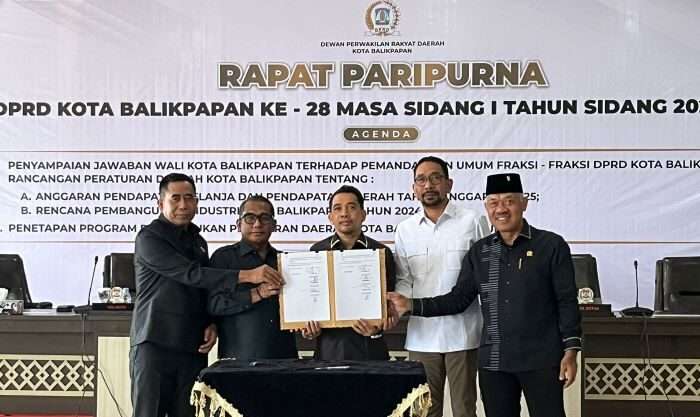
386,292,412,317
239,265,285,298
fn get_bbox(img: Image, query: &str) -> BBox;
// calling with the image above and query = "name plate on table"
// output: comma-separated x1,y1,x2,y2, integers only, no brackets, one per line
91,302,134,311
0,299,24,315
579,303,612,316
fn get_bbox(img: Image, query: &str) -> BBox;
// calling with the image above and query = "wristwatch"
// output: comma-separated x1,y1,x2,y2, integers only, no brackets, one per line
369,331,383,339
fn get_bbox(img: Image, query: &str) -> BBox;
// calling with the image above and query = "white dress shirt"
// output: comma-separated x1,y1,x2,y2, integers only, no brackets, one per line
394,200,490,352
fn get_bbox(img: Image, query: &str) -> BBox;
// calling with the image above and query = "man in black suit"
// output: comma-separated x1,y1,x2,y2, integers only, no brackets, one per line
302,185,397,360
208,194,297,360
389,173,581,417
129,173,283,417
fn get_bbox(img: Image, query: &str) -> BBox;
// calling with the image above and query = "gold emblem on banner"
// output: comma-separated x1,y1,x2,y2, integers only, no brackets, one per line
365,0,401,36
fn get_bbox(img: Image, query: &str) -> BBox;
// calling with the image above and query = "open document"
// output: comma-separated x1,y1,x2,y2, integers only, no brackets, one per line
279,249,387,329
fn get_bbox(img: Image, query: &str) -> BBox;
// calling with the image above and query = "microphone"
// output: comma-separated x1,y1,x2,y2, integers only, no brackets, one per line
621,259,653,317
73,256,99,314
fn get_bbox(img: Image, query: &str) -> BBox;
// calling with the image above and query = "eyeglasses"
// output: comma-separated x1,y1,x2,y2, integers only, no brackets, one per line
414,173,446,186
240,213,275,225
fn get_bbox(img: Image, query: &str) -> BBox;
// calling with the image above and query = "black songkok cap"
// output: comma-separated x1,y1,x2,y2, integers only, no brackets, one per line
485,173,523,195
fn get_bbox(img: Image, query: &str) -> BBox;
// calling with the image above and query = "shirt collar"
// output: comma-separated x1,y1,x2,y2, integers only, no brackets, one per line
238,239,277,257
418,200,455,225
490,218,532,244
157,214,200,237
519,219,533,239
329,233,369,249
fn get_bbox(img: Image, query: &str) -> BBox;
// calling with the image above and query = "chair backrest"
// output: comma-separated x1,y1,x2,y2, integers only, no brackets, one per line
104,253,136,292
571,254,602,303
654,259,665,311
102,255,112,288
0,254,32,303
659,257,700,314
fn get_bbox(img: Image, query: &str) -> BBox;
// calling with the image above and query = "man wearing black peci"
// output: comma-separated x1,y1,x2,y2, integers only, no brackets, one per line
388,173,581,417
301,185,397,359
130,173,284,417
208,194,297,360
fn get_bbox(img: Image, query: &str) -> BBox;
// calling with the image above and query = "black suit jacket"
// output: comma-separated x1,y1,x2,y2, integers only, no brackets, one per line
413,221,582,372
208,241,297,360
130,216,238,353
309,233,396,360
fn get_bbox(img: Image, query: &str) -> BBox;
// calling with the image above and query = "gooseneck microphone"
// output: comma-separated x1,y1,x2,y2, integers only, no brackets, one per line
73,256,99,314
621,259,653,317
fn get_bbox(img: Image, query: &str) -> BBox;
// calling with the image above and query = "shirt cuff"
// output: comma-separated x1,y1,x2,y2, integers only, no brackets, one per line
221,271,239,292
411,298,423,316
562,336,582,351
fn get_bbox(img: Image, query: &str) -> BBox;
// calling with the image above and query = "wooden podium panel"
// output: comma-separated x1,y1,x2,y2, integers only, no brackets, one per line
0,310,131,415
582,316,700,417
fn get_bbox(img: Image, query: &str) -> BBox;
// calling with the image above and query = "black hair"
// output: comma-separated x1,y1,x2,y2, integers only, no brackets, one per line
239,194,275,216
413,156,449,178
159,173,196,196
329,185,365,210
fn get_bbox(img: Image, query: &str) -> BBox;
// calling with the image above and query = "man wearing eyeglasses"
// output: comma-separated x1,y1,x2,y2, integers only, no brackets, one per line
131,175,284,417
388,173,581,417
207,195,297,360
393,156,489,417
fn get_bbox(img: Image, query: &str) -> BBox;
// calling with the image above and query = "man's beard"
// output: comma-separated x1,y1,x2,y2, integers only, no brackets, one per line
419,191,444,207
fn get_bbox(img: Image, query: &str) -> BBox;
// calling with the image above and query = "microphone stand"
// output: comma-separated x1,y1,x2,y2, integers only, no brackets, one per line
621,259,653,317
73,256,99,314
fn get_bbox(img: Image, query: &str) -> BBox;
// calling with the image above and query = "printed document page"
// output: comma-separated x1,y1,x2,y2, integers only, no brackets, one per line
281,251,331,322
333,249,383,321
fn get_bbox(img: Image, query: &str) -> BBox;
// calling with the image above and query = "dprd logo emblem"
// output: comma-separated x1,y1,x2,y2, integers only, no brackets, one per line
365,1,400,36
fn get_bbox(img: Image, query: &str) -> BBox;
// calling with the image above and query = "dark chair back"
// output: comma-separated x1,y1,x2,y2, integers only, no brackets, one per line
571,254,602,303
654,259,664,311
0,254,32,303
103,253,136,292
102,255,112,288
658,257,700,313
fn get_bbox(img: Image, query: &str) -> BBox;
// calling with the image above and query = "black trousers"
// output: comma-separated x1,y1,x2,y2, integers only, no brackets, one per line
129,342,207,417
479,367,566,417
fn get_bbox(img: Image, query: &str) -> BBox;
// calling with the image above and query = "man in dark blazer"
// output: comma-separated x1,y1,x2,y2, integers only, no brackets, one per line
208,194,297,360
302,185,397,360
389,173,581,417
130,173,283,417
